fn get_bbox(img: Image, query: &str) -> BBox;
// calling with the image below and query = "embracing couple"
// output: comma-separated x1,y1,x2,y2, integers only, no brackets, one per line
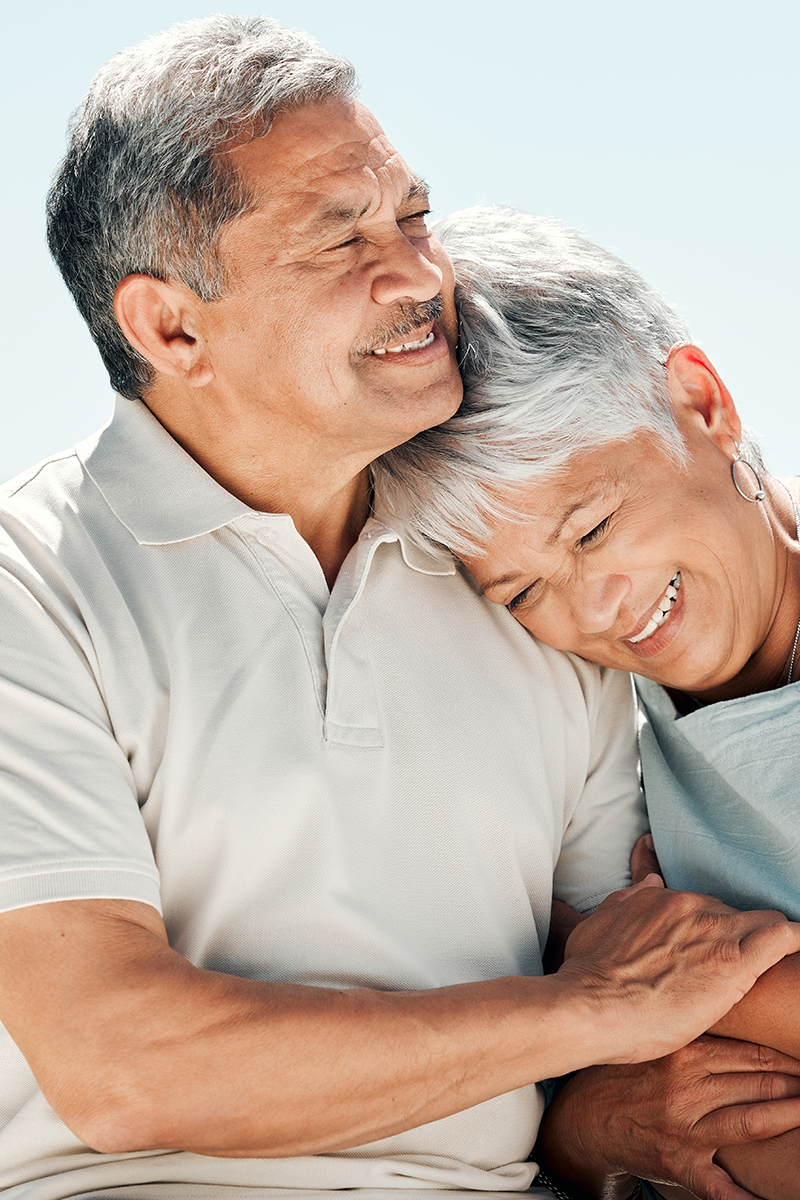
1,14,799,1200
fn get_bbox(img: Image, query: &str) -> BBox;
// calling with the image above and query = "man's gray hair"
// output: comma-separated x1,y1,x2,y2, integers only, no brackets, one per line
46,14,357,400
374,206,693,556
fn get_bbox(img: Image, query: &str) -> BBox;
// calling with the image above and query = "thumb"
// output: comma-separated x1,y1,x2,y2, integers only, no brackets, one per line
621,872,666,896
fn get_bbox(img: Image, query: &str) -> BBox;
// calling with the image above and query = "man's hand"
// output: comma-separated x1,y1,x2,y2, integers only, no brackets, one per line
537,1036,800,1200
555,880,800,1066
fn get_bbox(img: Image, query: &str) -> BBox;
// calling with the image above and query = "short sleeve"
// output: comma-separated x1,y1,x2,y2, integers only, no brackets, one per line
0,555,161,915
552,666,647,912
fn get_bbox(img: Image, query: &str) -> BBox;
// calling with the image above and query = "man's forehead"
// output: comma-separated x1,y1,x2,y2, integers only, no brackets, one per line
226,97,421,209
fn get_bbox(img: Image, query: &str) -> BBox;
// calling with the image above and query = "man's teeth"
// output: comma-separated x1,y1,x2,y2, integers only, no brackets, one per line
629,573,681,645
372,331,435,355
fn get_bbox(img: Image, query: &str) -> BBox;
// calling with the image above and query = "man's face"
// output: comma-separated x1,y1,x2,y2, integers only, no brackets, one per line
198,97,461,464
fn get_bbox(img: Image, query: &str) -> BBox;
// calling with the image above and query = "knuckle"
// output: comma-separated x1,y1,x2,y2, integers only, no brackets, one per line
671,889,702,917
666,1041,699,1071
755,1042,780,1072
730,1104,767,1141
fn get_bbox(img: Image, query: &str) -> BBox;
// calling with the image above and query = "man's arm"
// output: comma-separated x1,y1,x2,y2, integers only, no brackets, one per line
2,882,799,1159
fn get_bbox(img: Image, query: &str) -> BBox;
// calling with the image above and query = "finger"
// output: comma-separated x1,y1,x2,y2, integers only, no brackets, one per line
543,902,587,974
701,1095,800,1146
609,872,666,899
690,1071,800,1116
550,899,586,935
737,917,800,979
631,834,662,885
693,1034,800,1078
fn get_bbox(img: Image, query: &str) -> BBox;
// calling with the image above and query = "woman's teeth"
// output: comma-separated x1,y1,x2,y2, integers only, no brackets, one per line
372,331,435,355
629,573,681,644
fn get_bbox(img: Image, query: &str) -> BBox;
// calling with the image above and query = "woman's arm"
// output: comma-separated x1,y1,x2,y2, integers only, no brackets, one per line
710,954,800,1058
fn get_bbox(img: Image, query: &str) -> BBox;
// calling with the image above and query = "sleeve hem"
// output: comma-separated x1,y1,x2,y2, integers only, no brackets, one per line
0,866,162,916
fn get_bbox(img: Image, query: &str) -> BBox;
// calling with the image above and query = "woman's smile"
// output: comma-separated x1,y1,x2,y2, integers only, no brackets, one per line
625,572,682,654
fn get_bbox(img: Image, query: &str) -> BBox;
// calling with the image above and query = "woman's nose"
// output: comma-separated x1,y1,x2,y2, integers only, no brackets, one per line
572,574,631,635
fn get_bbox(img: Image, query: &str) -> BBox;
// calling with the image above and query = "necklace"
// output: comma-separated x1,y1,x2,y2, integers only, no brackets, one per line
779,478,800,685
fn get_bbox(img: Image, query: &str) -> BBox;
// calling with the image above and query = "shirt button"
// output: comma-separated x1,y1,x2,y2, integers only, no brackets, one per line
256,529,274,546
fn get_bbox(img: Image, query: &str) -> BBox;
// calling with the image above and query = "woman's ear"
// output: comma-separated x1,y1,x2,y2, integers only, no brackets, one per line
665,343,741,452
113,275,215,388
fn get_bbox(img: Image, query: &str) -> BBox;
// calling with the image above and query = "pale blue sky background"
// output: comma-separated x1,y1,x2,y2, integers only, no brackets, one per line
2,0,798,482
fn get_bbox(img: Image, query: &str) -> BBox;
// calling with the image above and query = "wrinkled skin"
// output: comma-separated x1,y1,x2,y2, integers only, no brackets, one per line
538,1036,800,1200
539,839,800,1199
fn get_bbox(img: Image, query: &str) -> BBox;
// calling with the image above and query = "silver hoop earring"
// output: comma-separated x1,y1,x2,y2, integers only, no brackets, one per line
731,444,766,502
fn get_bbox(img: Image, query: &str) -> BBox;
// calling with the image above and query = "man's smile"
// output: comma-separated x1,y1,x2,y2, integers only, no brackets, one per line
371,330,435,355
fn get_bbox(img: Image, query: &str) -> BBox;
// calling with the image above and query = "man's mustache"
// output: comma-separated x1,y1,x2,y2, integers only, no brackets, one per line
354,296,443,356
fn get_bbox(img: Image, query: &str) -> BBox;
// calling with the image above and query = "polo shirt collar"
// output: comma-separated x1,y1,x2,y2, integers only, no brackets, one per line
76,396,456,577
369,501,456,577
76,397,254,545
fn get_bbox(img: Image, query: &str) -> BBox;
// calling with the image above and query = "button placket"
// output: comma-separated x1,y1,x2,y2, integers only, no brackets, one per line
233,517,330,721
322,527,391,747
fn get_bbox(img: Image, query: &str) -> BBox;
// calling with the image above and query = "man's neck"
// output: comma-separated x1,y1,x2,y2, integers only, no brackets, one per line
142,390,373,589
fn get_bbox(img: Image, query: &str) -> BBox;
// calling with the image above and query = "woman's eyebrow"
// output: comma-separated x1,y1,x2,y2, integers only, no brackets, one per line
478,571,524,599
546,488,608,546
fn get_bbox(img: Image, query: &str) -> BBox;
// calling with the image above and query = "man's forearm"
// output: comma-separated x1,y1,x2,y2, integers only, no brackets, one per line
2,899,577,1157
4,886,800,1159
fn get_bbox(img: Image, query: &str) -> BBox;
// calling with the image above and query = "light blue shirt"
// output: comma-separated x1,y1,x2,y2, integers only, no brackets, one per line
636,675,800,919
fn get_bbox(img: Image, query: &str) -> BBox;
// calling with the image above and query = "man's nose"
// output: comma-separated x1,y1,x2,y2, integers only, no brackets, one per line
572,574,631,635
371,232,444,307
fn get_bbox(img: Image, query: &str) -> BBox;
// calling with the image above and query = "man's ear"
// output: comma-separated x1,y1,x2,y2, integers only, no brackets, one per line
665,343,741,452
114,275,215,388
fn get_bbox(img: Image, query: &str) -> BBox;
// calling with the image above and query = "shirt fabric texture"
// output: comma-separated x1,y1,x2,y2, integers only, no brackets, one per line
636,674,800,917
0,398,646,1200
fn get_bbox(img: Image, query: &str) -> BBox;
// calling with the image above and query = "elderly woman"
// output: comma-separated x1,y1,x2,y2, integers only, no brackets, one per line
374,207,800,1200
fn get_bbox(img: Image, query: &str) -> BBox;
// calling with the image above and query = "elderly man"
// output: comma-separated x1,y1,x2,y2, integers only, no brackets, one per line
1,15,799,1200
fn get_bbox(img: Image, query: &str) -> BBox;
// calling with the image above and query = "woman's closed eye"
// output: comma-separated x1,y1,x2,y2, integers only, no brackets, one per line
579,515,612,547
507,581,542,612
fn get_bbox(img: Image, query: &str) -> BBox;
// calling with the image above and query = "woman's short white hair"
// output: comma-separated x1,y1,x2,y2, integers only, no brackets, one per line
374,206,693,557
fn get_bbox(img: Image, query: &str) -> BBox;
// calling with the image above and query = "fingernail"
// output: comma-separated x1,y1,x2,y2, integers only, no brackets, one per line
645,835,654,850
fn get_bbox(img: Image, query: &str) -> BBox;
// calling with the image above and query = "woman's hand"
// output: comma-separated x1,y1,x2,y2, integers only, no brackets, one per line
545,835,663,973
536,1036,800,1200
631,833,663,884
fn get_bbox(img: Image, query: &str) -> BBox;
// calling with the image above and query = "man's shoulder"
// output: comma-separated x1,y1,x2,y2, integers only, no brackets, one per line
2,447,83,502
1,447,93,548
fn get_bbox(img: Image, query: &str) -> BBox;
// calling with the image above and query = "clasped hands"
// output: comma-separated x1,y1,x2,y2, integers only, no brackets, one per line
540,839,800,1200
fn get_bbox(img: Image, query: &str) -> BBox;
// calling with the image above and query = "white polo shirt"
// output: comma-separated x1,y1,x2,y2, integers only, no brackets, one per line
0,398,645,1200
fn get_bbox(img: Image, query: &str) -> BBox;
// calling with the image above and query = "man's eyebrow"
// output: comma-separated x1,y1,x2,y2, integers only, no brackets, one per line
313,200,372,229
310,180,430,228
403,179,431,206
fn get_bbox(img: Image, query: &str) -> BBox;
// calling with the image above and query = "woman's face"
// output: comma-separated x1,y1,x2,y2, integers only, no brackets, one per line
461,408,790,698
